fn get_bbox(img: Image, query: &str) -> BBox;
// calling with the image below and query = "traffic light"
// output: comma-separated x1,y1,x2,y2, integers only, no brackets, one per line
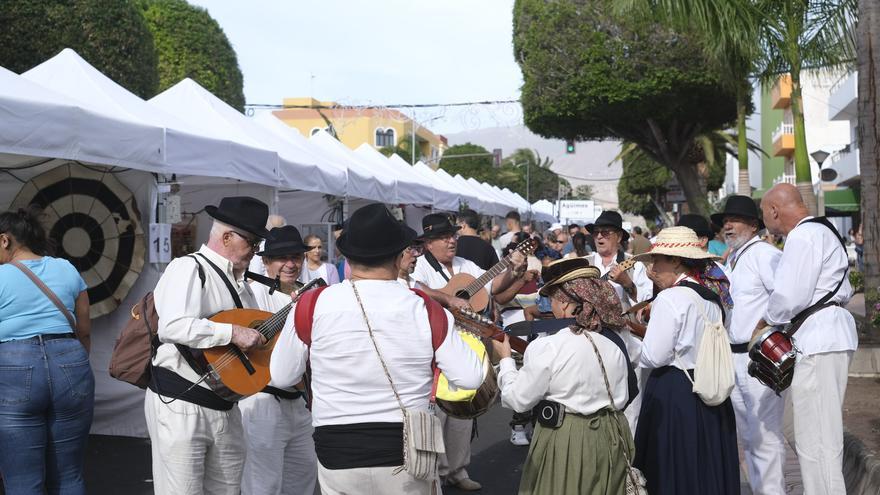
565,139,575,154
493,148,502,167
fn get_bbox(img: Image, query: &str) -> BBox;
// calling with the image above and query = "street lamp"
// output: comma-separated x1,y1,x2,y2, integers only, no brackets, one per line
810,149,829,216
411,114,443,165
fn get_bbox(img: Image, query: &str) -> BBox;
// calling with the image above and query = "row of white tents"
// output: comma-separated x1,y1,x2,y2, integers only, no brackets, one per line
0,48,554,437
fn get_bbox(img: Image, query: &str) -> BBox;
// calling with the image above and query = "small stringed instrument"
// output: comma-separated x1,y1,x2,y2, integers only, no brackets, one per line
439,238,538,312
433,308,530,419
599,257,638,282
201,277,326,398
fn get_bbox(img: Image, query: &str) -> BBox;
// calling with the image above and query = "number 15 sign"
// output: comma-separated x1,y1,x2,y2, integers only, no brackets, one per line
149,223,172,263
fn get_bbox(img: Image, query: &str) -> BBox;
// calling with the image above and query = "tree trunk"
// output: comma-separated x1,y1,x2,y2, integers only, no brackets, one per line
672,161,711,217
736,91,751,195
859,0,880,340
790,70,819,215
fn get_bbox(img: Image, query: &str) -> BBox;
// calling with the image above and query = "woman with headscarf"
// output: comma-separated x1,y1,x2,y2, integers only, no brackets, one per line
491,258,638,495
631,226,739,494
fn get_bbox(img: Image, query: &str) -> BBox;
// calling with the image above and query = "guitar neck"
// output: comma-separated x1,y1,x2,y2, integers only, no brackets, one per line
464,257,510,296
256,303,294,340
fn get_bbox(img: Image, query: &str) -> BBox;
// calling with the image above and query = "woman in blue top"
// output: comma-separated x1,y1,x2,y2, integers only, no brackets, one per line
0,208,94,494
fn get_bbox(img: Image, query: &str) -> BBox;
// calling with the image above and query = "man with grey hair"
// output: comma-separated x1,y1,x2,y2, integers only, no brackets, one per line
757,184,857,495
712,195,785,495
147,196,270,494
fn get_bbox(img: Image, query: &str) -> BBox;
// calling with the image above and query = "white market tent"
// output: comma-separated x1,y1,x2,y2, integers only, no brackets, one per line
353,144,433,205
310,130,397,204
401,158,461,212
433,167,490,214
453,173,507,216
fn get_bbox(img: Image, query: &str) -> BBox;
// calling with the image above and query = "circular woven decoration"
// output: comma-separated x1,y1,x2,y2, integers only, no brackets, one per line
11,163,145,318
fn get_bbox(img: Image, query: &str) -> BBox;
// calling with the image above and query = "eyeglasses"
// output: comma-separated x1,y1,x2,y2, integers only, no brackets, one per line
229,231,261,250
408,244,425,256
594,229,618,238
307,244,322,251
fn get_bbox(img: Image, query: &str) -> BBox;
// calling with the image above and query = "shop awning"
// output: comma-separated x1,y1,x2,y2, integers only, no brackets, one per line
824,188,860,214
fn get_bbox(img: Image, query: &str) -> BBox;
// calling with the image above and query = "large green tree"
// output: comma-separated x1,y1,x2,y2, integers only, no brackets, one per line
0,0,159,98
138,0,245,110
438,143,495,183
513,0,739,216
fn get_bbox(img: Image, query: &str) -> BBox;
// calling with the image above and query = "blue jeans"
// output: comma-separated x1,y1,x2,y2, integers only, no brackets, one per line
0,336,95,494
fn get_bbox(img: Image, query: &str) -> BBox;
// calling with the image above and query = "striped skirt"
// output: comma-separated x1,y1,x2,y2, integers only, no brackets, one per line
519,408,633,495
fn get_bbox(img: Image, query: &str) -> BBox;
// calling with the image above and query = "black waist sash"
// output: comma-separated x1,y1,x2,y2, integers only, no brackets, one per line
313,422,403,469
149,366,234,411
262,386,303,400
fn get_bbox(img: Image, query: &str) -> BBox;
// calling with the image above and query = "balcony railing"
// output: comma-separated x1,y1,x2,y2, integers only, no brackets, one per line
773,122,794,141
773,174,796,185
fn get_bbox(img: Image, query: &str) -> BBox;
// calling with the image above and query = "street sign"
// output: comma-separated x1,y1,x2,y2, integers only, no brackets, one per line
558,200,596,223
665,177,686,203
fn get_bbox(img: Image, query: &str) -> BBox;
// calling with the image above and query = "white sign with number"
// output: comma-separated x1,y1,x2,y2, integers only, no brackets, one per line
149,223,172,263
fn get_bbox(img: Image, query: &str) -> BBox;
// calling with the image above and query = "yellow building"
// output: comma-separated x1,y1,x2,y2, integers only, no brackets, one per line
273,97,447,165
770,75,796,179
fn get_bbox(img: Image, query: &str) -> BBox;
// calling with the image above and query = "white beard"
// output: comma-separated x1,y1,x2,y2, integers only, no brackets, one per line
727,232,753,252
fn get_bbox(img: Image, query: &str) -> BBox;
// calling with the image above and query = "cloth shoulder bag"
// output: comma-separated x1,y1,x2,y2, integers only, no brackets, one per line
675,290,734,406
351,282,445,481
583,331,648,495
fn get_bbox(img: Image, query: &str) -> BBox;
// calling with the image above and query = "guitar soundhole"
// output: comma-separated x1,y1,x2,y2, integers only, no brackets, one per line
455,290,470,300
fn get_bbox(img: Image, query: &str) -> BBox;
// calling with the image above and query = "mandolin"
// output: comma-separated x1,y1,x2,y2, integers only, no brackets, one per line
439,238,538,312
451,308,529,354
599,257,638,282
200,277,326,398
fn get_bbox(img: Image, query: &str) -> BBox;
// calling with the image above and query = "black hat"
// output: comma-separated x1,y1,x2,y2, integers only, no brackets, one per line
586,211,629,242
420,213,461,239
205,196,270,238
336,203,416,260
676,214,713,239
256,226,314,257
711,195,764,230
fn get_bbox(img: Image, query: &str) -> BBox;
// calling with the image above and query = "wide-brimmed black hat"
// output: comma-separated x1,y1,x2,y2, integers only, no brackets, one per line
256,226,314,257
420,213,461,239
539,258,601,297
586,211,629,242
711,195,764,230
205,196,270,238
677,214,713,239
336,203,416,260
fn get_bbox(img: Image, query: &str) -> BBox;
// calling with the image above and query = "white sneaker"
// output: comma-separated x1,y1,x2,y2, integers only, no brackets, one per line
510,425,530,446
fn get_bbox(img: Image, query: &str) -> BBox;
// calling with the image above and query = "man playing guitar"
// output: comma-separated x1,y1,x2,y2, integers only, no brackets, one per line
147,196,269,494
585,210,653,434
411,213,527,492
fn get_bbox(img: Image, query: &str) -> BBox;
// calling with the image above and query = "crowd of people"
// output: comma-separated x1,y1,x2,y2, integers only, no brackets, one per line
0,182,859,495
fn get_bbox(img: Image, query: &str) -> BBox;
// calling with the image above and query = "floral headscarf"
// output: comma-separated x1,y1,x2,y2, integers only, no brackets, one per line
548,277,626,332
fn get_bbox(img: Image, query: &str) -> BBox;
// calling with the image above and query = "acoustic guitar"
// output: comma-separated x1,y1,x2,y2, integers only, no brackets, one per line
201,277,326,398
438,238,538,312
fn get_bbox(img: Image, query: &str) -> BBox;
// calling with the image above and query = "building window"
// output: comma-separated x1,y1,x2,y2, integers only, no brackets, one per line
375,128,395,147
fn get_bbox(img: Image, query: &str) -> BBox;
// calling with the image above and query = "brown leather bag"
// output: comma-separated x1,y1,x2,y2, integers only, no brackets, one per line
109,256,204,389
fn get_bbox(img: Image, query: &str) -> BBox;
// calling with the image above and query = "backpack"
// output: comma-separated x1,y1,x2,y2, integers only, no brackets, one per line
109,256,205,389
292,285,448,407
675,287,734,406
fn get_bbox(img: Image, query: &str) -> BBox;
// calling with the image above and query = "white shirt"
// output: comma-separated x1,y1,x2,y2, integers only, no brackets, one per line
270,279,483,427
765,217,858,356
586,251,653,362
250,281,300,390
153,245,259,388
412,255,488,291
497,328,630,414
498,231,518,250
640,275,723,370
726,236,782,344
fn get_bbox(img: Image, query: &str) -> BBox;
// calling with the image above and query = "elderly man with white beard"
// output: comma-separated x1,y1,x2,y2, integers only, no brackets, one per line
711,195,785,495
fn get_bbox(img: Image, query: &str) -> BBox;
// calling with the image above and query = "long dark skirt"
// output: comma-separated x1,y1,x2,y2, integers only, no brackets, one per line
633,366,739,495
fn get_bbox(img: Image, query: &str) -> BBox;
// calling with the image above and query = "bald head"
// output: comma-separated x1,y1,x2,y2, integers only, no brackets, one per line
266,215,286,229
761,183,809,235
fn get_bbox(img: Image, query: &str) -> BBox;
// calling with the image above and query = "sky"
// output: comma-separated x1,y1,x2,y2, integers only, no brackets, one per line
188,0,524,134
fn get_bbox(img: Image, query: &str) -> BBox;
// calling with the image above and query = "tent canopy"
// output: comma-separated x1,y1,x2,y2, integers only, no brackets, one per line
310,130,396,203
353,144,433,204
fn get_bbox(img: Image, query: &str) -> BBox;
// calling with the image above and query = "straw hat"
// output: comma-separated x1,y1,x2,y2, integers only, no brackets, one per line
633,226,721,263
539,258,601,297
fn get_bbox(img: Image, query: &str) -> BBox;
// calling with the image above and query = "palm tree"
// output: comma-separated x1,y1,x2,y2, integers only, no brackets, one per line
618,0,761,195
753,0,857,214
857,0,880,336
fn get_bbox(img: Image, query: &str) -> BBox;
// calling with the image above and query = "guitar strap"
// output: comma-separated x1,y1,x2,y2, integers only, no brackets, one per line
423,250,450,282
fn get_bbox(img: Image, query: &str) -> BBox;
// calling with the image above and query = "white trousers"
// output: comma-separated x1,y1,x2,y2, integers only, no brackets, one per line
144,389,245,495
730,353,786,494
239,392,317,495
436,409,472,484
317,461,438,495
624,367,647,436
790,350,852,495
